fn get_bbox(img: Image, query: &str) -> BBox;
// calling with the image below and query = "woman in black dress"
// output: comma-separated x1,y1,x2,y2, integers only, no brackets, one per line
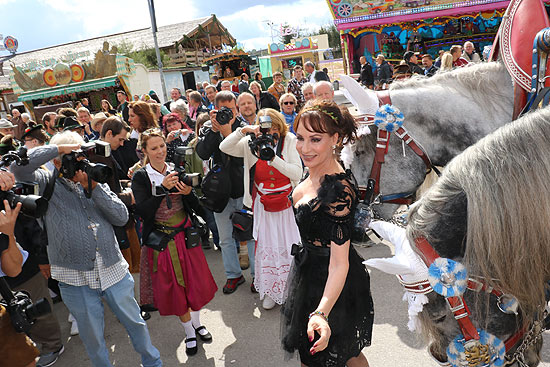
281,100,374,367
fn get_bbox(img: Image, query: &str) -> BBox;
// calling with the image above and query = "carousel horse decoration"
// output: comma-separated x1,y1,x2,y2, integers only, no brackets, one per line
365,107,550,366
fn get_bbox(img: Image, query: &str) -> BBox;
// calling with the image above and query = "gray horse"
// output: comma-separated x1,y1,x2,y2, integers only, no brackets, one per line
342,62,514,219
368,107,550,366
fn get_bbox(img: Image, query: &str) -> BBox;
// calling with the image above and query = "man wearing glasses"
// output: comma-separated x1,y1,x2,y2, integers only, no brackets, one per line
287,65,307,111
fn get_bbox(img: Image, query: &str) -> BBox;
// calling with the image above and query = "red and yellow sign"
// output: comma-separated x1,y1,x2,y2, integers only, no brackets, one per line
43,69,57,87
70,64,85,82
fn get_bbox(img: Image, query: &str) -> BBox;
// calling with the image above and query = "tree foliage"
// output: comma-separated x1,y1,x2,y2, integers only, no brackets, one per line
115,40,170,68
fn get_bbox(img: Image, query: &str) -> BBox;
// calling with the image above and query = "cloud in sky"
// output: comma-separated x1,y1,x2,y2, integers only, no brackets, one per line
220,0,333,50
2,0,333,53
39,0,198,40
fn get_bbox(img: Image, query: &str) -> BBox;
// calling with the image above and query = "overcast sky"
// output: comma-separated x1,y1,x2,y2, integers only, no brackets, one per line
0,0,333,53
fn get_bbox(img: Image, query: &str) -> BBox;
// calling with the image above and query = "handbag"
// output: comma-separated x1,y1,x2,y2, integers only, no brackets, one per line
200,155,232,213
260,190,291,212
143,224,185,252
182,197,208,249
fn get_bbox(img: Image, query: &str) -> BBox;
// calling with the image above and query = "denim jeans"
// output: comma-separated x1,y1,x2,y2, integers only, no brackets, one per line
214,196,255,279
202,207,220,246
58,272,162,367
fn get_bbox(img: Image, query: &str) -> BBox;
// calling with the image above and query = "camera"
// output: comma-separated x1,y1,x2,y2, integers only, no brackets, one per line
0,147,49,218
171,146,201,189
216,106,233,125
0,277,51,334
248,115,278,161
61,141,112,184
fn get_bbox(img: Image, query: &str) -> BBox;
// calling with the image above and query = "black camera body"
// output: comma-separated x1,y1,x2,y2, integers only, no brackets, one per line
0,147,48,218
0,277,51,334
61,141,112,184
216,106,234,126
248,116,278,161
171,146,201,189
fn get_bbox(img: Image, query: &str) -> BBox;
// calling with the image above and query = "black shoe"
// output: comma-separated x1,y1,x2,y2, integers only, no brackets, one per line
250,278,258,293
140,304,158,312
194,326,212,342
185,337,198,356
141,311,151,321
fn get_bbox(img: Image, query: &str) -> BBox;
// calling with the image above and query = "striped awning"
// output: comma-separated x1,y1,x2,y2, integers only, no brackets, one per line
18,76,118,101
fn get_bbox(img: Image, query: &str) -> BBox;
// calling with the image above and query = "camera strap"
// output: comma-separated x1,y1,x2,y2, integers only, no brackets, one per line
248,137,285,201
42,168,60,202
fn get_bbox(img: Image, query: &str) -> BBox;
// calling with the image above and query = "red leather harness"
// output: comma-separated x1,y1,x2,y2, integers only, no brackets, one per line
414,236,527,355
360,91,439,205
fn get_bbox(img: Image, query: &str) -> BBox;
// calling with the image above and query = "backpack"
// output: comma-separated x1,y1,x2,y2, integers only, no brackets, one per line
200,155,232,213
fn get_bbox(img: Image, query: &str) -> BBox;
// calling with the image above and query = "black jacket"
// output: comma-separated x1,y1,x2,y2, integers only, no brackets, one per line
377,61,393,84
408,62,424,75
359,62,374,86
257,92,280,111
4,216,49,288
196,116,248,199
131,168,205,244
424,65,438,77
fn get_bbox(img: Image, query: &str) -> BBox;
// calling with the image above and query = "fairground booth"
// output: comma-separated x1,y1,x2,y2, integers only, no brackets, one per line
326,0,550,73
8,42,136,121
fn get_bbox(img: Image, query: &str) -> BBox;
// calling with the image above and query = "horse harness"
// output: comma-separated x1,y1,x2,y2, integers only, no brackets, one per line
358,91,440,207
410,236,548,367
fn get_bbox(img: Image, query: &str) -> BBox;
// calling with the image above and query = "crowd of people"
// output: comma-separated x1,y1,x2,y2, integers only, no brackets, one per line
0,59,379,367
358,41,482,89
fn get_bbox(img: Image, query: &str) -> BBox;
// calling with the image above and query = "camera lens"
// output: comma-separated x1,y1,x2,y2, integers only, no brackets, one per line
85,162,112,184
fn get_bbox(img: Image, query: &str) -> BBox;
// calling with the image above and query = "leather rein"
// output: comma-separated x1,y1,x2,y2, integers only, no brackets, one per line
358,91,440,206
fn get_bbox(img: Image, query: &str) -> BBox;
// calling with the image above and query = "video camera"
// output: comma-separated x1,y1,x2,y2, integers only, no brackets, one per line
0,147,48,218
248,115,278,161
0,277,51,334
61,141,112,184
215,106,233,126
171,146,201,189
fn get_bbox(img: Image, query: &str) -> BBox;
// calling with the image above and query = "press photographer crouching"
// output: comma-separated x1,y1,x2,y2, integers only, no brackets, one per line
10,132,163,367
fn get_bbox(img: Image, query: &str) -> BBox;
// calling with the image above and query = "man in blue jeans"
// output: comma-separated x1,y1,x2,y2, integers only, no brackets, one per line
11,132,162,367
196,91,255,294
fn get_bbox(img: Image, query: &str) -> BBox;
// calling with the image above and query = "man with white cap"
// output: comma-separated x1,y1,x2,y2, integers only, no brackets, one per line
0,118,17,138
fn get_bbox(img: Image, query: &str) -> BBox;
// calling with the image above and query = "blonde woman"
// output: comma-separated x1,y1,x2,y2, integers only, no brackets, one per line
439,52,454,72
220,108,302,309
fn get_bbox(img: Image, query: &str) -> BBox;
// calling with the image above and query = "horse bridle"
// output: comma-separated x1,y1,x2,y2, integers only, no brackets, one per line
412,236,548,367
358,91,440,207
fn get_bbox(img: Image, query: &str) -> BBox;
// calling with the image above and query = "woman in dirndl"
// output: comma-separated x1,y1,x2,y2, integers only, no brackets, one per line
131,129,217,356
220,108,302,310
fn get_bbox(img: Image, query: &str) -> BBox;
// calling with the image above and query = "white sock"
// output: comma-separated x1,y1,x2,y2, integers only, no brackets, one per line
181,320,196,347
190,311,208,336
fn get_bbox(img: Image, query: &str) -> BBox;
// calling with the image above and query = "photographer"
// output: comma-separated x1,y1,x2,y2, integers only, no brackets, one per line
219,108,302,309
92,117,141,274
0,182,39,367
131,130,217,356
11,133,162,367
196,91,256,294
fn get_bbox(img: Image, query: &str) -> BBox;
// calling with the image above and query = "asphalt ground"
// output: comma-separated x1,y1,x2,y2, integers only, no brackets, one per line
48,238,550,367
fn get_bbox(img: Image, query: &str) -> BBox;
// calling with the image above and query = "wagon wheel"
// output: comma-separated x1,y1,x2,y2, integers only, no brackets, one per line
375,8,381,13
338,2,353,17
388,5,394,10
425,0,430,4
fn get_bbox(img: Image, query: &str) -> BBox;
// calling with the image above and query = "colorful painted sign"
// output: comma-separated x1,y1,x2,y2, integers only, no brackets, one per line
43,69,57,87
268,37,319,55
326,0,513,26
53,63,72,85
2,36,18,53
70,64,85,82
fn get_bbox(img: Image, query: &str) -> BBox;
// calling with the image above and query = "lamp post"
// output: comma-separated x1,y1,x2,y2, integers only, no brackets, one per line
147,0,168,103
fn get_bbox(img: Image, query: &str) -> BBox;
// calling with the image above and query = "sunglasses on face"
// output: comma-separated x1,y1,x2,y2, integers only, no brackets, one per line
283,101,295,105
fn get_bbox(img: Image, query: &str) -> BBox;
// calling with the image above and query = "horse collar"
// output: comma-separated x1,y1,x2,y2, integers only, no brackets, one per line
414,236,531,367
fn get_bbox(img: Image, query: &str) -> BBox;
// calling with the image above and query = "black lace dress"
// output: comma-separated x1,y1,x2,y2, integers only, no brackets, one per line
281,171,374,367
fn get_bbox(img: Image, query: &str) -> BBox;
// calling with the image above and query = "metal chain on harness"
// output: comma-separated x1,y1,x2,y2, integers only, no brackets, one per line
504,309,548,366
